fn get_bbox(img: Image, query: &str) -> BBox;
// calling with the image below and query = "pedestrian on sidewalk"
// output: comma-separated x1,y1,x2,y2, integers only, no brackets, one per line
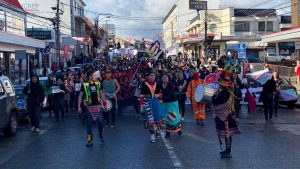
78,70,107,147
212,68,241,158
23,75,45,133
140,71,165,143
53,78,67,122
161,74,182,139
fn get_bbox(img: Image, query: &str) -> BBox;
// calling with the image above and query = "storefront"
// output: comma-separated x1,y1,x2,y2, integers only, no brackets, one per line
0,31,45,84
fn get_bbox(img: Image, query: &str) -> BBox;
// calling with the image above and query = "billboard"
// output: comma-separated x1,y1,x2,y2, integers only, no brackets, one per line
189,0,207,10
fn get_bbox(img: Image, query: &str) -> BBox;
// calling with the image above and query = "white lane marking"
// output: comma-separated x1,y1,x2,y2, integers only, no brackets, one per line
160,131,184,168
275,128,284,131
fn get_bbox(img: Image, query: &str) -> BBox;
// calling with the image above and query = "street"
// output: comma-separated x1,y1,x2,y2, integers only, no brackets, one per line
1,106,300,169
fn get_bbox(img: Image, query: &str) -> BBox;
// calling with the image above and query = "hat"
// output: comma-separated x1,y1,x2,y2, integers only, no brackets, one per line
219,64,233,87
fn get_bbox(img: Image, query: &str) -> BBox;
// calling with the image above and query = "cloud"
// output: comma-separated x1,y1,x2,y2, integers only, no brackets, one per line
84,0,290,39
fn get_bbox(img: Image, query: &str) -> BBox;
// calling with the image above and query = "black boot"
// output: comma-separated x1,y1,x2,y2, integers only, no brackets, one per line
165,132,170,139
221,149,232,158
177,130,182,136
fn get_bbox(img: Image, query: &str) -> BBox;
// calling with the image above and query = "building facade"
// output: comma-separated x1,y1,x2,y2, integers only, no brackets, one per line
19,0,88,64
184,8,279,61
0,0,45,83
162,0,197,54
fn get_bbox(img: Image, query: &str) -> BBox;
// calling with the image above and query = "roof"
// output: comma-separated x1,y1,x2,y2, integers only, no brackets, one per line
162,4,177,24
3,0,25,12
280,15,291,24
234,9,277,17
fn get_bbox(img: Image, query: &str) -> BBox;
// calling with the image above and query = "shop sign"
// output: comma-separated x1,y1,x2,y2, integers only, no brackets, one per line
189,0,207,10
222,35,261,40
27,29,52,40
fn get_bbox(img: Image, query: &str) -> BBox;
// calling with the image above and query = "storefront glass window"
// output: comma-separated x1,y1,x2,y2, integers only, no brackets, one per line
0,10,5,31
6,12,25,36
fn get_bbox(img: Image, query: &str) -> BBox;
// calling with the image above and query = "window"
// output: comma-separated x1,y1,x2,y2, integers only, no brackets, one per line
2,79,13,94
234,22,250,32
258,21,273,32
0,10,5,31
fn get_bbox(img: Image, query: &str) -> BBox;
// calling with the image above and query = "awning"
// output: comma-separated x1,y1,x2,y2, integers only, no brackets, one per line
0,31,45,49
262,27,300,43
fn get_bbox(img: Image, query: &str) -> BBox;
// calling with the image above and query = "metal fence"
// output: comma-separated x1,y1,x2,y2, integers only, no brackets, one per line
249,63,297,83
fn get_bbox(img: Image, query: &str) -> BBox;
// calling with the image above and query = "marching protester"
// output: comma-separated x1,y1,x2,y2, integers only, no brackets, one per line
74,74,85,123
161,74,182,139
187,72,206,126
273,72,282,118
53,78,67,122
212,67,241,158
64,79,71,114
130,72,144,120
140,71,164,143
102,70,121,128
68,74,76,111
23,75,45,133
78,70,107,147
261,73,276,123
231,71,244,123
174,71,187,121
46,74,55,117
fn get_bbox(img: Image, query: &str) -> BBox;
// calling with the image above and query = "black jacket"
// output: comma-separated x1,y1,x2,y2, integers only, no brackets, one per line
23,82,45,105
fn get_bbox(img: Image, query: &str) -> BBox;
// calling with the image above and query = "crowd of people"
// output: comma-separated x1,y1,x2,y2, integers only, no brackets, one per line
22,52,284,159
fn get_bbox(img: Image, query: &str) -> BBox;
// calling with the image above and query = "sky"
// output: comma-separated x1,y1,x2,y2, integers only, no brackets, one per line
84,0,291,40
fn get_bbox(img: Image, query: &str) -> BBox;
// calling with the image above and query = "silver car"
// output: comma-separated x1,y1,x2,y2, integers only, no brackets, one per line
0,76,18,137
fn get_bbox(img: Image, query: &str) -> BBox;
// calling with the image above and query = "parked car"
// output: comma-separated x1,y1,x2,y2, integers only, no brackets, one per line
0,75,18,137
24,77,49,90
241,77,298,107
265,53,287,63
14,85,27,119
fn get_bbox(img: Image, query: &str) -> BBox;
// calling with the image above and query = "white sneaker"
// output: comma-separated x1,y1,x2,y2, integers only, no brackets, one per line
35,128,40,133
30,127,35,131
150,134,156,143
181,117,185,121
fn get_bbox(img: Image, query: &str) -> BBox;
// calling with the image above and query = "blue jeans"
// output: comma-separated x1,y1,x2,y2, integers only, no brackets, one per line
85,108,104,138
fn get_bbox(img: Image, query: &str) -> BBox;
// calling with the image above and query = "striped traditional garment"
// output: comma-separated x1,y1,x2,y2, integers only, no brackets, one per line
213,96,233,122
87,105,101,121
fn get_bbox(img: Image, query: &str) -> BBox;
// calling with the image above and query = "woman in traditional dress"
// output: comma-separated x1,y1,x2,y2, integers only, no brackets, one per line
161,74,182,139
212,68,241,158
140,71,164,143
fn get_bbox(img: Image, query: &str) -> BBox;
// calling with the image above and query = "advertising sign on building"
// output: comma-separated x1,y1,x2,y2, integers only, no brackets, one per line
189,0,207,10
237,43,247,59
27,29,52,40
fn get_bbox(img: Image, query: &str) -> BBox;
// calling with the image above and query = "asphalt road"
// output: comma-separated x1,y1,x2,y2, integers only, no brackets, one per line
1,105,300,169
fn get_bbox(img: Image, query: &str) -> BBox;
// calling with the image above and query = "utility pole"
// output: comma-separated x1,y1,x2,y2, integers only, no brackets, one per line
204,8,208,61
56,0,61,64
